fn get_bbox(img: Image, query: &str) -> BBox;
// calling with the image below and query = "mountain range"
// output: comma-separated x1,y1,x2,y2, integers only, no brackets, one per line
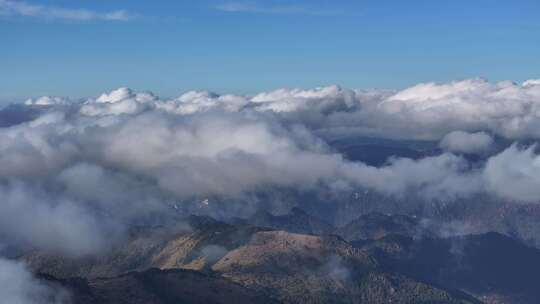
19,208,540,304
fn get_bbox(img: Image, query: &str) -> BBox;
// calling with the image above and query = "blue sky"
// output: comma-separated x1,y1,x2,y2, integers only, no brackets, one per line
1,0,539,102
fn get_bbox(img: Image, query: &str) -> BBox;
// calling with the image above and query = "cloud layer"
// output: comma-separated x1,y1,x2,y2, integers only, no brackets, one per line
1,78,540,261
22,78,540,141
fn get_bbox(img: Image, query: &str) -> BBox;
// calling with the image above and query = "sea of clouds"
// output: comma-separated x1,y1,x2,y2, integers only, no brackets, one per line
1,78,540,299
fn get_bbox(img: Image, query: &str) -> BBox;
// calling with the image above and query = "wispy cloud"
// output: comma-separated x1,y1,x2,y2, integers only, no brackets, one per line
214,2,345,16
0,0,133,21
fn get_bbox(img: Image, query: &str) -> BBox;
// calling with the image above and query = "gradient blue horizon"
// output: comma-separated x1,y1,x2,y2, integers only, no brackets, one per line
1,0,539,103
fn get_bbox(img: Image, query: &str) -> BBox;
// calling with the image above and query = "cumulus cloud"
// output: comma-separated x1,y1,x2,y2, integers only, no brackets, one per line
80,87,156,116
251,85,359,113
376,79,540,139
523,79,540,87
2,82,540,202
0,0,132,21
95,78,540,141
439,131,494,154
155,91,248,115
0,181,120,256
340,152,484,201
243,78,540,141
0,258,69,304
484,144,540,203
89,111,340,197
37,77,540,141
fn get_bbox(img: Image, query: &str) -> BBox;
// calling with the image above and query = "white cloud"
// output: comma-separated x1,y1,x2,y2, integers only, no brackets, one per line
245,78,540,141
251,85,359,113
375,79,540,139
439,131,494,154
213,1,347,16
0,181,119,256
4,79,540,260
96,87,135,103
0,258,68,304
155,91,248,115
80,88,156,116
523,79,540,87
341,152,482,200
214,2,311,14
24,96,68,106
5,82,540,202
68,78,540,141
484,144,540,203
0,0,133,21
